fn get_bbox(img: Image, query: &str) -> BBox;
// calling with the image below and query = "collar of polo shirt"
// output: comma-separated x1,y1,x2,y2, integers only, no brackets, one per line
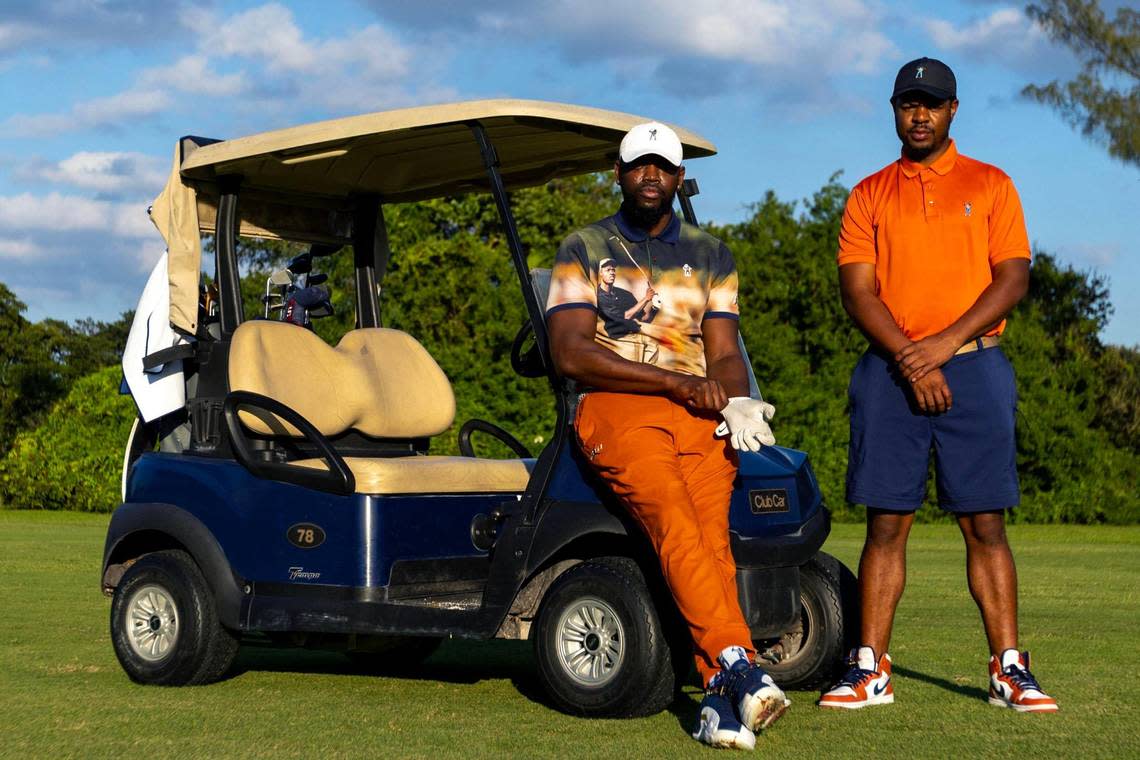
900,138,960,179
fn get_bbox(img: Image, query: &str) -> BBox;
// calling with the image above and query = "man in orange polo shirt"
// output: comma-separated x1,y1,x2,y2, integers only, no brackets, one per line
819,57,1058,713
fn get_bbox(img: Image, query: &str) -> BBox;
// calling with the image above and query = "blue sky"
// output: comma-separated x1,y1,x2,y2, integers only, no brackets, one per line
1,0,1136,346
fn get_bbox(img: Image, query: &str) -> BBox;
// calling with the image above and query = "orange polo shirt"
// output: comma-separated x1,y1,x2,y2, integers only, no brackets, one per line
837,140,1031,340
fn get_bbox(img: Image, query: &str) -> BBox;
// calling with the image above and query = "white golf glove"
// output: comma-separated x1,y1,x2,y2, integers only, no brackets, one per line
715,397,776,452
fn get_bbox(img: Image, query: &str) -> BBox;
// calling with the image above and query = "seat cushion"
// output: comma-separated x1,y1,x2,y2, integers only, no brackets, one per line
292,455,535,495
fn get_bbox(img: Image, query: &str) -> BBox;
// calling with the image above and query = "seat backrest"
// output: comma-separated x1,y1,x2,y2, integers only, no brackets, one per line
228,321,455,438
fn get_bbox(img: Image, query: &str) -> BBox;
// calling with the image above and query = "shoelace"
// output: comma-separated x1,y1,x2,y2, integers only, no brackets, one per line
709,663,756,699
835,665,877,689
1001,665,1042,692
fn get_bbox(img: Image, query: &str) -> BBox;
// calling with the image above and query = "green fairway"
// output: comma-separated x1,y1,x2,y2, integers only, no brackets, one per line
1,511,1137,759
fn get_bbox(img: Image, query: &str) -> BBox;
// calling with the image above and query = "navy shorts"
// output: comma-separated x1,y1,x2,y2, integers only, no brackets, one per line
846,346,1019,513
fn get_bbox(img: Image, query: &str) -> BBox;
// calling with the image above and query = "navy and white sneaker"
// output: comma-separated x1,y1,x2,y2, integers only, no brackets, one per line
711,646,791,732
692,691,756,750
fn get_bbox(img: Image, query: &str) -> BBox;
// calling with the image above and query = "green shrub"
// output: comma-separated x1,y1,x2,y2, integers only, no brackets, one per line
0,366,135,512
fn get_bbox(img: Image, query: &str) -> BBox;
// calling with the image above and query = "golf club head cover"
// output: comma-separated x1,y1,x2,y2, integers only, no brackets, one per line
715,397,776,452
293,285,330,308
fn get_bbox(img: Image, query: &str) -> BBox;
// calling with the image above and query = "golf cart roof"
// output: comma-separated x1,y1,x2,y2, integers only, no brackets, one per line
178,99,716,203
149,99,717,334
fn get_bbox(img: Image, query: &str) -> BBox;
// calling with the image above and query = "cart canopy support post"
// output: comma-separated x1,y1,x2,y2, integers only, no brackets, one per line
216,178,243,337
352,196,384,329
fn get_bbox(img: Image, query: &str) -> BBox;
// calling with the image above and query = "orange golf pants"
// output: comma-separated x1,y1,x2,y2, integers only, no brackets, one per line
574,391,754,685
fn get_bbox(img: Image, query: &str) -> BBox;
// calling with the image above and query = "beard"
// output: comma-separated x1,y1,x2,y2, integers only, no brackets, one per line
620,188,676,230
901,140,938,162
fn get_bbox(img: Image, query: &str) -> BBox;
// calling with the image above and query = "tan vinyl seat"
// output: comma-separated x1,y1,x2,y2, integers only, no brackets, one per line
228,321,534,494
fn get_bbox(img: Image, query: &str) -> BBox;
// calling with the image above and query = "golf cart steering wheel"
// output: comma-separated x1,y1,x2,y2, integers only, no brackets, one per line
511,319,544,378
458,419,532,459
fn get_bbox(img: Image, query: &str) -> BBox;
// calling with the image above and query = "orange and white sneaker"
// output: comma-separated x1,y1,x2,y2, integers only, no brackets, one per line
819,647,894,709
989,650,1058,713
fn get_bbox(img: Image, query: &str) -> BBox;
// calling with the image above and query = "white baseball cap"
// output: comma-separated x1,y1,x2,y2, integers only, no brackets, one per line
619,121,683,168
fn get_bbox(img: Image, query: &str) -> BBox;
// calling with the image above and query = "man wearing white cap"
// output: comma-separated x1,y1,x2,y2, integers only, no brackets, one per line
545,121,787,749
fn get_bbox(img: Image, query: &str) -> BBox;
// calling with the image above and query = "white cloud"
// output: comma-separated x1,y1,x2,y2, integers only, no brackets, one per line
0,2,192,54
137,55,248,97
131,241,166,273
74,88,171,125
0,192,154,238
0,193,107,231
0,237,40,260
320,25,412,82
111,203,158,239
923,7,1052,69
4,3,450,136
200,4,316,72
24,152,166,194
648,1,892,74
4,88,171,137
192,4,438,112
366,0,894,108
1063,242,1121,268
373,0,893,72
0,21,39,52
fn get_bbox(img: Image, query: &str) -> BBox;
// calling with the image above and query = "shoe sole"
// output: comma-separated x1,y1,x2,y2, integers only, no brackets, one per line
818,693,895,709
988,696,1058,713
741,690,791,731
696,727,756,750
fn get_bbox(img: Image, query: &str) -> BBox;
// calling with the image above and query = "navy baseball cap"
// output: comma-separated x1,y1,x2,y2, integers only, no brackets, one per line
891,57,956,102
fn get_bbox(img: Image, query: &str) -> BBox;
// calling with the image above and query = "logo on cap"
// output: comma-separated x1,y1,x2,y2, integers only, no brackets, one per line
916,66,925,79
649,128,657,140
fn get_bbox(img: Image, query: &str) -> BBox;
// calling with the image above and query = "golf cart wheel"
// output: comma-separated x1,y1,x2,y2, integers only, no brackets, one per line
345,636,442,670
533,558,676,718
110,550,239,686
755,552,855,690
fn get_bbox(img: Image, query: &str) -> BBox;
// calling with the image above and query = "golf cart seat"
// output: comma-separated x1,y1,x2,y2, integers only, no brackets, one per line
227,320,534,494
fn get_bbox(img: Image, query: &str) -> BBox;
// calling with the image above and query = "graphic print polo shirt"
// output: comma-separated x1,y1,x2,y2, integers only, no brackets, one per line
545,209,739,377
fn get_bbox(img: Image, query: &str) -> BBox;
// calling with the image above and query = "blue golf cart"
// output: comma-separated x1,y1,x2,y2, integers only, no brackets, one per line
105,100,854,717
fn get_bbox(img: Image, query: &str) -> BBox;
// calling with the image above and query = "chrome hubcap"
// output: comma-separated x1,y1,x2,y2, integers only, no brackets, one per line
125,584,179,662
759,594,815,666
555,597,624,686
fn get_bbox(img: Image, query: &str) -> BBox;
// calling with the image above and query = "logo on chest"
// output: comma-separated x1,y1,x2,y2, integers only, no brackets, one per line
963,202,972,217
682,263,693,277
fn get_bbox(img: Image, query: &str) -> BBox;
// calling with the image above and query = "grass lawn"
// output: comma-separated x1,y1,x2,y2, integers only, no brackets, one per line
1,510,1137,759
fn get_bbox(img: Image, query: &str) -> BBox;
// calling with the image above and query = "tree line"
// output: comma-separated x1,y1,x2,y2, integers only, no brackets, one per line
0,174,1136,522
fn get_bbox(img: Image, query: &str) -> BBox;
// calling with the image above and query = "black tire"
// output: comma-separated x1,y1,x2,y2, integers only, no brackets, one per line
110,550,239,686
533,558,677,718
345,636,442,670
756,552,856,690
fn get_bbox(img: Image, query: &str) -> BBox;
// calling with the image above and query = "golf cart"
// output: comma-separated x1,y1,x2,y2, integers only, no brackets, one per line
105,100,854,717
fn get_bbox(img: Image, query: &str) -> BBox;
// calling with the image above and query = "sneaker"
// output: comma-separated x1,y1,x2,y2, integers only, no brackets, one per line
819,647,894,709
989,650,1058,713
692,692,756,750
711,647,791,732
